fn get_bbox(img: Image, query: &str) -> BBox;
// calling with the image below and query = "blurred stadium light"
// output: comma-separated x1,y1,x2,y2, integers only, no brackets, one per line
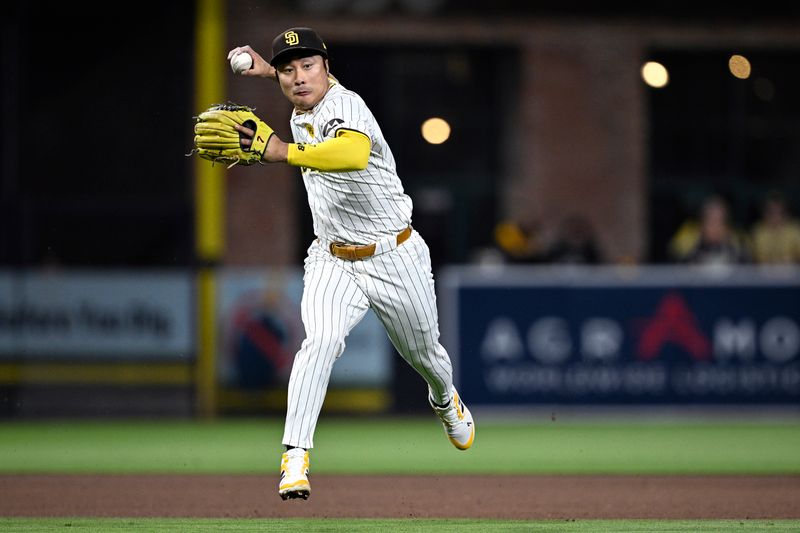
642,61,670,88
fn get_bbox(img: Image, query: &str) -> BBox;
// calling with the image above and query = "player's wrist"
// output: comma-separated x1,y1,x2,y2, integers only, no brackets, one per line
263,136,288,163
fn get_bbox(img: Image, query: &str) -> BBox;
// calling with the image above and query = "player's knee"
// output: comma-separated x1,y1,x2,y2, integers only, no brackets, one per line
303,330,346,358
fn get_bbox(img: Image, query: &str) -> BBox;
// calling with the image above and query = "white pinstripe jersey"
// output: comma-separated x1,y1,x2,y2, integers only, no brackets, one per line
289,81,413,245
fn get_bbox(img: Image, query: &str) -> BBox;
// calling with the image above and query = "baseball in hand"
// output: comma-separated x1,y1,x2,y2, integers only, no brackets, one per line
230,52,253,74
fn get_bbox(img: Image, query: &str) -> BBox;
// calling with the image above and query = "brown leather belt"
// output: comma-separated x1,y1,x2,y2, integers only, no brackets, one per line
329,226,412,261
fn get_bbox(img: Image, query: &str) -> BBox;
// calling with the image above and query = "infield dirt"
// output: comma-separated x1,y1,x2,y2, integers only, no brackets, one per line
1,474,798,519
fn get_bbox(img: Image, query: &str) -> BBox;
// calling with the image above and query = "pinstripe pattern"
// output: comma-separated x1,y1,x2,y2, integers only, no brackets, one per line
282,81,455,450
282,235,454,449
290,82,412,246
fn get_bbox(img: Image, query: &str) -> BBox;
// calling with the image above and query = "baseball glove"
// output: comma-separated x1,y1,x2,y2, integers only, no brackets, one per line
193,103,275,167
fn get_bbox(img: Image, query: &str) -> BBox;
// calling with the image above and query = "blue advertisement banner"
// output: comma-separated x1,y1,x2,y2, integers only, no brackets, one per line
441,266,800,405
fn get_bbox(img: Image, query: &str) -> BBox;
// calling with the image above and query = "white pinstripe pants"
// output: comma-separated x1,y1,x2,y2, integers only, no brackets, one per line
282,231,454,449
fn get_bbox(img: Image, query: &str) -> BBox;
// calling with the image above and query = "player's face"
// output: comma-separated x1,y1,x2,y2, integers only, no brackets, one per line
276,55,329,111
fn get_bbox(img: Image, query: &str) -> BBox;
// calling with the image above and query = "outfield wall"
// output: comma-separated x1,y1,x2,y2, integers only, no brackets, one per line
1,265,798,416
0,268,391,417
441,264,800,408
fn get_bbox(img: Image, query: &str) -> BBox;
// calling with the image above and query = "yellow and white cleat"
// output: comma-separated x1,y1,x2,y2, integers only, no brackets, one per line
430,388,475,450
279,448,311,500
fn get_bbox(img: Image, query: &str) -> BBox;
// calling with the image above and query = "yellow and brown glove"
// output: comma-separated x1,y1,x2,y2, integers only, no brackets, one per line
193,103,274,167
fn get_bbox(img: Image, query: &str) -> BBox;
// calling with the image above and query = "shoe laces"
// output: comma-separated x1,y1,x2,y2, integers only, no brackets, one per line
432,398,463,430
282,449,308,474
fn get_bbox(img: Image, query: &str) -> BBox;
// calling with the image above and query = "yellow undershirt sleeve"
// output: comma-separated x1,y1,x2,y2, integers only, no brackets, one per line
286,129,370,171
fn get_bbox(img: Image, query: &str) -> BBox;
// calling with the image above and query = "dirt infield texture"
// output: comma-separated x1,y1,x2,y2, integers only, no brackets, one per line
1,475,799,519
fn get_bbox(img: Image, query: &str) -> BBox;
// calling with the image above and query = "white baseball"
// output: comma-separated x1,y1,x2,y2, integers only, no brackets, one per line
230,52,253,74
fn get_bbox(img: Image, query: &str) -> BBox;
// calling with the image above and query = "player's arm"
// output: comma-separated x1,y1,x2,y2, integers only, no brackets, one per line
286,129,370,171
239,127,371,171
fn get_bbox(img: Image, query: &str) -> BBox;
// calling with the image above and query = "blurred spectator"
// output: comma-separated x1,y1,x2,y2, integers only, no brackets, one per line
493,219,542,263
543,215,604,264
667,215,701,261
750,191,800,264
679,195,750,265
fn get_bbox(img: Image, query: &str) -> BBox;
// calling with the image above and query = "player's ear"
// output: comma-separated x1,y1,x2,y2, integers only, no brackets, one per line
324,58,330,73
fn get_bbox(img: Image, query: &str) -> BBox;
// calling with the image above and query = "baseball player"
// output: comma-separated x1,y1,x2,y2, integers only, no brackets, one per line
226,27,474,501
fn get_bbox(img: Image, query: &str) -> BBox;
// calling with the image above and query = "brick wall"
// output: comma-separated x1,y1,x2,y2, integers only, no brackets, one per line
222,7,800,264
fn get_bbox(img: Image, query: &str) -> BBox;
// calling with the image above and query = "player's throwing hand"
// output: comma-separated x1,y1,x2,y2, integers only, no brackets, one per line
227,45,277,80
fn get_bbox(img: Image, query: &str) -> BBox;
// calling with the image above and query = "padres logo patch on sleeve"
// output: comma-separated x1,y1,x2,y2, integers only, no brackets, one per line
322,118,345,137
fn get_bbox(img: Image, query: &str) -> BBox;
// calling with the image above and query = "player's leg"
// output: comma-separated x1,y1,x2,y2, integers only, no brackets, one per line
283,243,370,449
363,231,474,450
363,232,452,402
280,242,369,500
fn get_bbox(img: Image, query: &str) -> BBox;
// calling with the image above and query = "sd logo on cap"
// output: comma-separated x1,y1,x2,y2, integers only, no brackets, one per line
270,27,328,67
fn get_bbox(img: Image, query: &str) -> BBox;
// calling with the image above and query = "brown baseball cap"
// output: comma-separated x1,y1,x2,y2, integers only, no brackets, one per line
270,27,328,67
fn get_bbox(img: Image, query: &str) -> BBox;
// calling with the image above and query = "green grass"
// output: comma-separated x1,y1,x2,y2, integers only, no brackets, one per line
1,518,799,532
0,417,798,474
